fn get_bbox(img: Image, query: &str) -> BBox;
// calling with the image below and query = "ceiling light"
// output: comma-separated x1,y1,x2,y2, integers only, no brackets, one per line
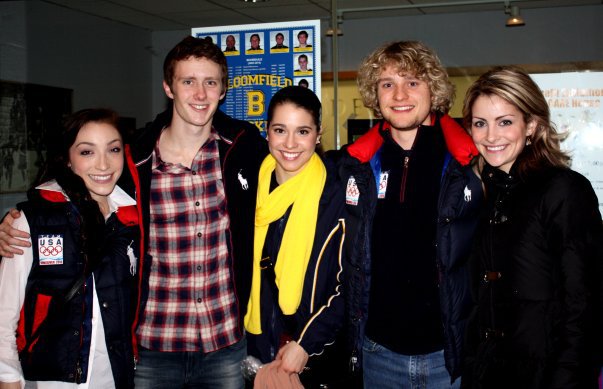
505,4,525,27
241,0,268,2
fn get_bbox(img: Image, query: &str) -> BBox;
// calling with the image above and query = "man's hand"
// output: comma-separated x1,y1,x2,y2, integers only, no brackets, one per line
0,209,30,258
275,341,308,375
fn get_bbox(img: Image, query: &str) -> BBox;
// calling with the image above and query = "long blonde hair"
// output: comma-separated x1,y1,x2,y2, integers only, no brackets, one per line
463,66,569,176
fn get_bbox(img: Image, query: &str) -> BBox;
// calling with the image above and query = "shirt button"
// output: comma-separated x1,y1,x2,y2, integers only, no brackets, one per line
197,232,202,238
73,330,79,336
197,298,202,303
102,301,109,308
197,265,202,271
192,171,197,175
195,201,200,206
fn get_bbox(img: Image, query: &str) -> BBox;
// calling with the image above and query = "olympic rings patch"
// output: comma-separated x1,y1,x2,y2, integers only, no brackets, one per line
38,234,64,265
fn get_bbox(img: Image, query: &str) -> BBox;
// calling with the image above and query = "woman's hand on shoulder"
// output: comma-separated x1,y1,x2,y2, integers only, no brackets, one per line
275,341,309,375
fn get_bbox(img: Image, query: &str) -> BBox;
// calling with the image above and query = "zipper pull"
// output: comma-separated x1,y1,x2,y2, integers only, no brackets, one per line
400,156,410,203
349,350,359,372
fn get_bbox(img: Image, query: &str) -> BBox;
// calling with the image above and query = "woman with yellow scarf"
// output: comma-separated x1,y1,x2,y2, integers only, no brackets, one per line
244,86,346,387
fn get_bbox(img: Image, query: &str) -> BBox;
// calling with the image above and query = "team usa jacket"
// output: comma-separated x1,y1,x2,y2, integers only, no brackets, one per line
337,114,482,382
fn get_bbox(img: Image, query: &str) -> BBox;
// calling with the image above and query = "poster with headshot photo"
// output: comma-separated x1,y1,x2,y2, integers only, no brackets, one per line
192,20,320,137
294,77,313,91
197,34,217,45
293,29,313,52
244,32,265,54
270,31,289,53
222,33,240,55
293,53,313,76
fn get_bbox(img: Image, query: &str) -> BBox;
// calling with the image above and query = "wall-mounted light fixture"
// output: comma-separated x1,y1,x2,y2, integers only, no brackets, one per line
505,2,525,27
326,13,343,36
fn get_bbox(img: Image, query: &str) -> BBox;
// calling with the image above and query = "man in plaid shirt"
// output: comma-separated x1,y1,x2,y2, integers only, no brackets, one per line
127,36,268,388
0,36,268,388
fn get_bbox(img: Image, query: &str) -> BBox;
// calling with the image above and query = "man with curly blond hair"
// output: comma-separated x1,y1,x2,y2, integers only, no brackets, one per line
338,41,481,388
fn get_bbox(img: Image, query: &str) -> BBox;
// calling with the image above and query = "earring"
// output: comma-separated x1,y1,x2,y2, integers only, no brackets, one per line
525,136,532,146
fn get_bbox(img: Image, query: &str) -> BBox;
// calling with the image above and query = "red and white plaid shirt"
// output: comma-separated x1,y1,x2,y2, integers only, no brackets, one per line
136,131,240,352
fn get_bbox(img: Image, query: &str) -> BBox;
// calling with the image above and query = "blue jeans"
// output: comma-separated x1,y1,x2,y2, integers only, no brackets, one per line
362,336,460,389
134,337,246,389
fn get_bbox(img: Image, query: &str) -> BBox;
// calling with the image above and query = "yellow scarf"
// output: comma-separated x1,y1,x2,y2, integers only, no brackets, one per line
244,153,326,334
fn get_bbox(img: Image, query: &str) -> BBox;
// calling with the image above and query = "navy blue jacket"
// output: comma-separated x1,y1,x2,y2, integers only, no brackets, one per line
248,158,346,362
17,193,137,388
338,116,482,382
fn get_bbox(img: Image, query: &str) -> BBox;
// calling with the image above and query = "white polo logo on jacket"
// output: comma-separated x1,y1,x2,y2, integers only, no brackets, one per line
464,186,472,202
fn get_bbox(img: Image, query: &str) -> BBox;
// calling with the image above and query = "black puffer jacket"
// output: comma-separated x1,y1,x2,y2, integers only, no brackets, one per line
462,164,603,389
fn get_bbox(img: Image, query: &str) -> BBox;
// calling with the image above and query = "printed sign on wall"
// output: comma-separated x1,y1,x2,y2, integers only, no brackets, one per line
193,20,321,137
531,72,603,214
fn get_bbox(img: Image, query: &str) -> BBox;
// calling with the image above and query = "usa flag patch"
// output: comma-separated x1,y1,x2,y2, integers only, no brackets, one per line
38,234,64,265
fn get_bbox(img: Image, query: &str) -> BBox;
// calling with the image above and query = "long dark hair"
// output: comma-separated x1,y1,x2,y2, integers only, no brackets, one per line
31,108,124,270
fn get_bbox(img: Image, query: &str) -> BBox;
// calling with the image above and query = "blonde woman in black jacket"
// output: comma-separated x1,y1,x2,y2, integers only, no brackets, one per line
461,66,603,389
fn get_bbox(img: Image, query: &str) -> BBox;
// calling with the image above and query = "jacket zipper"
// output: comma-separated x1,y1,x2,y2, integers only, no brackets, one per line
399,156,410,203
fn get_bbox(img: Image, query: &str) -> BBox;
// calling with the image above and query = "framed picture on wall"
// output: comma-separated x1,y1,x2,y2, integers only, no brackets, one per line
0,80,72,193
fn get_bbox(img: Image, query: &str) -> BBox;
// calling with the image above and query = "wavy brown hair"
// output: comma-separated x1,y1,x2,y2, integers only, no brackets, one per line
357,41,454,118
462,66,570,176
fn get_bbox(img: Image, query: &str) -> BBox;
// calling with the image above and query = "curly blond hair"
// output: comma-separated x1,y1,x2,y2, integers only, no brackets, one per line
357,41,454,118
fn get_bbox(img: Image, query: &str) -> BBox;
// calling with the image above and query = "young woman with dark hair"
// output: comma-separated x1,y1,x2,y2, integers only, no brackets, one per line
0,108,140,389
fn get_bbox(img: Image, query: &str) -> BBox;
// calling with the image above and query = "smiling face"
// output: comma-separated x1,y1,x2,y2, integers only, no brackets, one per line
470,94,535,173
266,102,321,184
377,64,432,135
68,122,123,204
163,56,226,132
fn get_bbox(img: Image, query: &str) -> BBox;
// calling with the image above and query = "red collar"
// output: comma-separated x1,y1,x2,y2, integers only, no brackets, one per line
347,113,477,165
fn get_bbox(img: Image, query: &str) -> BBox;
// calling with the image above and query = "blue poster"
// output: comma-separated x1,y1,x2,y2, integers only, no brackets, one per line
192,20,321,136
